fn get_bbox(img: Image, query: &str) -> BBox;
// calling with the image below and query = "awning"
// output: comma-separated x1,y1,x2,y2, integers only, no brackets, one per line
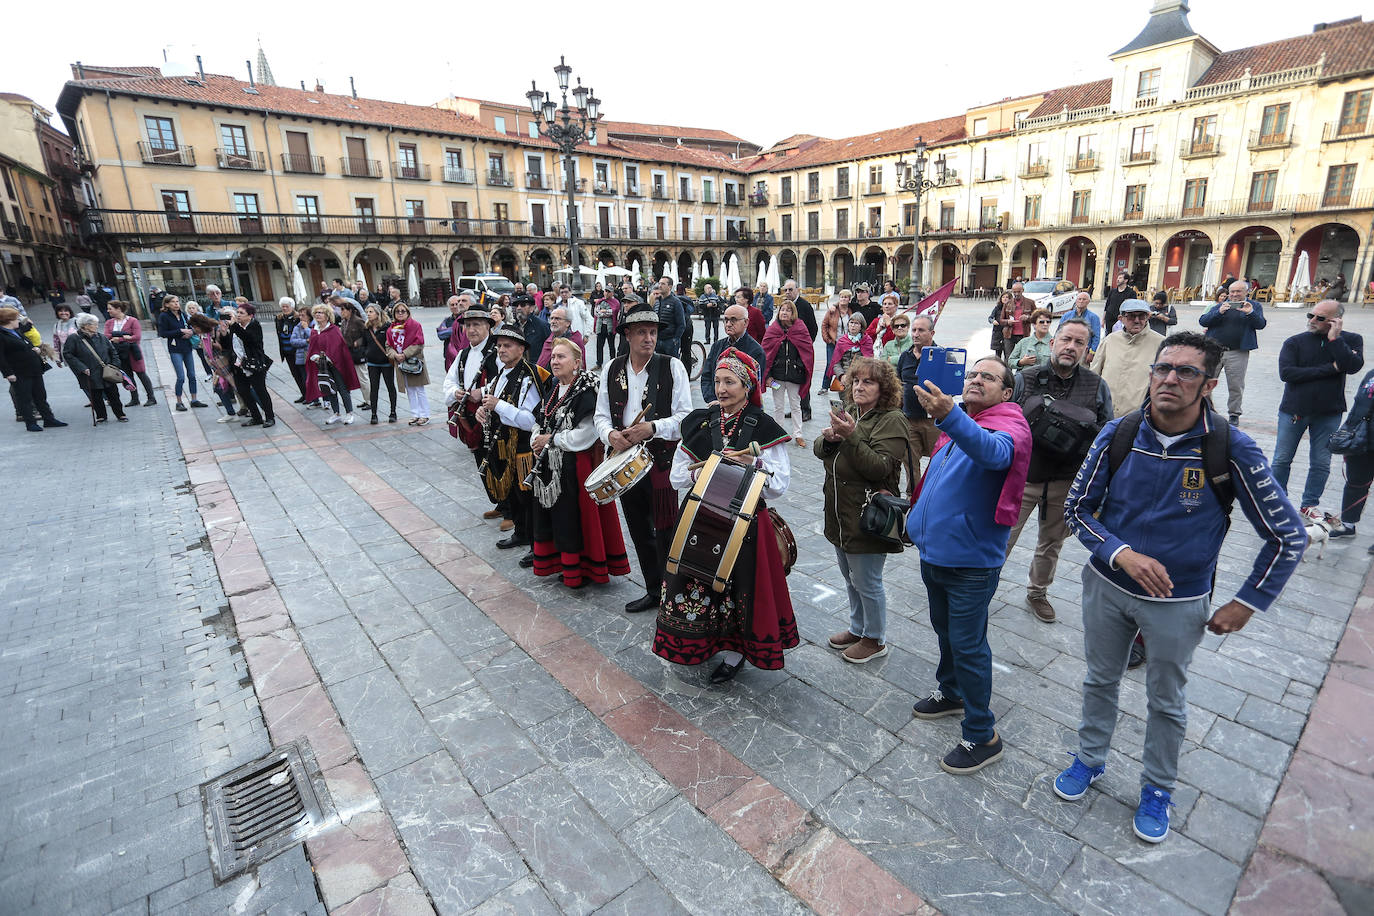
126,249,242,267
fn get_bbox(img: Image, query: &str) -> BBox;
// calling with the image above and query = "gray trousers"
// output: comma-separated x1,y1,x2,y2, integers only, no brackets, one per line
1218,349,1249,418
1077,566,1209,791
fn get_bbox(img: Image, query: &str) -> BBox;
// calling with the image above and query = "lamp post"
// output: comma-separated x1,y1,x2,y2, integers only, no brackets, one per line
895,137,947,298
526,56,600,295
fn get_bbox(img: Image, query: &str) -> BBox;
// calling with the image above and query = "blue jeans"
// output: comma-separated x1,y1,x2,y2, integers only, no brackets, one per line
167,349,198,398
921,561,1001,744
1272,411,1341,507
835,548,887,644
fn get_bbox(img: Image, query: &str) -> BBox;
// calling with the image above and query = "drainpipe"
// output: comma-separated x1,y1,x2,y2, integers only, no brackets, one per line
102,89,140,311
386,126,401,280
260,111,286,281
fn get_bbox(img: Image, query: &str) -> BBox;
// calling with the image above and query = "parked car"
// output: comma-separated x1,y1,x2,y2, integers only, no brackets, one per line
455,274,516,306
1021,278,1078,314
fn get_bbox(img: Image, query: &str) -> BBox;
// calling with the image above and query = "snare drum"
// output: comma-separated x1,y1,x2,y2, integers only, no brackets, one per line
584,443,652,505
666,452,768,593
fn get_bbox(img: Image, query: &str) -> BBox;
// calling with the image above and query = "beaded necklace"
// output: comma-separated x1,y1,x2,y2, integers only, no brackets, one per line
718,406,743,446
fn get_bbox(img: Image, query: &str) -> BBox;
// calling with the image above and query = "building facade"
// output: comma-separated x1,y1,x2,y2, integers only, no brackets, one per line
54,3,1374,311
0,94,84,295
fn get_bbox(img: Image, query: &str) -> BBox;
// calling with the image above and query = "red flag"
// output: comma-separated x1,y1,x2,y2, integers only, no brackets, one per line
904,278,958,322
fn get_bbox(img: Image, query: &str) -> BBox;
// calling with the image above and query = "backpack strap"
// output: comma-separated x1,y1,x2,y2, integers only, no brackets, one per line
1106,410,1143,480
1106,407,1233,516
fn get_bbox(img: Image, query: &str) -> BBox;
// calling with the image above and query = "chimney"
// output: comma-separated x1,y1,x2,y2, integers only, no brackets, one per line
300,80,307,91
350,76,357,99
75,60,85,79
314,79,324,93
246,60,255,88
196,55,205,81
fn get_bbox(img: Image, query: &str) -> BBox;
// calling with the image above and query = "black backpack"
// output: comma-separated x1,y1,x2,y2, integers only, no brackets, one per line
1106,406,1234,521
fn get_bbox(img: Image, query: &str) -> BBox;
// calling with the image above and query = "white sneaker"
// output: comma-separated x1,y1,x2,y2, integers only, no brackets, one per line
1300,506,1323,522
216,415,234,424
342,414,356,425
325,414,341,425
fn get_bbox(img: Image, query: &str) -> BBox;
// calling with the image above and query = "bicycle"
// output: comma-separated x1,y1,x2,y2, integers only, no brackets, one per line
684,339,708,381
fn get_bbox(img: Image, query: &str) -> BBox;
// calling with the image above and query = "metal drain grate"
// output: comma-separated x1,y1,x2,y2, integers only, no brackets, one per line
202,739,336,882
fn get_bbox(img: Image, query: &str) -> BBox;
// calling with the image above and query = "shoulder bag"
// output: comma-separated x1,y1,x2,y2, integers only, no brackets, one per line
399,354,425,375
82,337,126,386
857,418,915,547
1329,418,1370,455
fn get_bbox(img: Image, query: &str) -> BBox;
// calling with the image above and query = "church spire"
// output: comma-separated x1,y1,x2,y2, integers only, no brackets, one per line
254,41,276,87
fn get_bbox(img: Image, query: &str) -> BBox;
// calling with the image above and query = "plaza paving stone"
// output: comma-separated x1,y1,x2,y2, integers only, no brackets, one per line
4,297,1372,914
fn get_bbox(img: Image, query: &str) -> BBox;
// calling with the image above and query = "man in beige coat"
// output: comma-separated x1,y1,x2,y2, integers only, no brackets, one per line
1091,299,1163,418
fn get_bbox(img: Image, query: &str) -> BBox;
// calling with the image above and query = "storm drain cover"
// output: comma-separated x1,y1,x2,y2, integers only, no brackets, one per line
201,739,336,882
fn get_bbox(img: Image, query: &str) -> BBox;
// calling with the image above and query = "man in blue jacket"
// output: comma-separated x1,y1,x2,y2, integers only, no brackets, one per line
1273,299,1363,518
907,357,1032,775
1198,280,1267,423
1060,331,1305,844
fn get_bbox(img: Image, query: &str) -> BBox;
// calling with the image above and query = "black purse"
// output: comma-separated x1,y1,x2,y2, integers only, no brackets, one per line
1329,419,1369,455
856,428,915,547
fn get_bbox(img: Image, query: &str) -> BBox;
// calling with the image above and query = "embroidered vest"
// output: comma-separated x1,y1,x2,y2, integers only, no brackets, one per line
607,353,675,468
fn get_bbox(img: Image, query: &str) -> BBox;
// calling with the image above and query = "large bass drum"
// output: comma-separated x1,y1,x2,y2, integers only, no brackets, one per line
666,452,768,593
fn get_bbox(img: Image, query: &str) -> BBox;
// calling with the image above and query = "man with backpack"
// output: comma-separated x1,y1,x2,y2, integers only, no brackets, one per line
1006,317,1112,622
1060,331,1305,845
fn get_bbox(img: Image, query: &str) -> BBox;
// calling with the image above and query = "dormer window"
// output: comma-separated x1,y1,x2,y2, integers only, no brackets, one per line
1136,68,1160,100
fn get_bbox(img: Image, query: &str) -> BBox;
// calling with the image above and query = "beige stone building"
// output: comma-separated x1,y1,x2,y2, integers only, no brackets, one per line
53,2,1374,311
0,94,74,295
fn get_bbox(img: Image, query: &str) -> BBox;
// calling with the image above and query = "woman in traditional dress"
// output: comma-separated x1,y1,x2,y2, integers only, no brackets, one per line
528,338,631,589
305,305,361,425
653,348,798,684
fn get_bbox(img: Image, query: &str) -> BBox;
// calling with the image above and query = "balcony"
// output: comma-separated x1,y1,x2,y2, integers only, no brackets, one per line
560,177,587,193
804,189,822,204
340,157,380,178
862,183,884,196
525,171,549,189
1300,187,1373,211
215,148,266,170
282,153,325,174
487,170,514,187
625,183,642,197
651,186,669,200
725,192,740,207
1122,206,1145,221
1134,94,1158,110
2,219,17,239
748,191,768,206
393,161,430,181
138,142,195,167
679,189,695,202
1121,147,1156,167
17,224,34,241
1066,154,1099,173
1018,160,1050,179
80,207,533,240
780,193,793,206
1322,119,1374,142
1248,129,1292,151
594,180,617,195
1178,138,1221,159
830,185,851,200
974,172,1005,184
442,166,475,184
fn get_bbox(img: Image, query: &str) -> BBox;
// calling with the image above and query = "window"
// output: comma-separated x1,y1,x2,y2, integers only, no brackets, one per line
1248,170,1277,211
405,200,424,217
704,216,715,241
0,167,14,199
528,121,539,139
866,206,881,236
1191,115,1216,152
902,203,917,227
450,201,469,233
979,198,998,229
161,190,192,231
355,197,376,231
1136,68,1160,99
836,167,849,197
778,213,792,242
835,208,848,237
679,175,691,200
493,202,509,235
807,171,820,200
939,202,955,230
1182,178,1207,216
1129,126,1154,160
972,117,988,137
702,177,714,202
781,176,792,205
295,194,320,231
1075,134,1096,168
1123,184,1146,219
979,148,999,181
1323,164,1357,206
493,116,506,134
397,143,419,178
1071,190,1091,224
627,166,640,193
220,124,249,155
445,149,463,169
1023,195,1041,227
868,165,882,190
1025,141,1045,168
756,217,767,236
806,212,819,240
144,116,177,150
1339,89,1372,135
682,216,692,239
1260,104,1289,142
232,192,259,216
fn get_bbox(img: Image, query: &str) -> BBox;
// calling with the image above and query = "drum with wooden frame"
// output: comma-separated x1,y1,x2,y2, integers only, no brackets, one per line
584,443,653,505
666,452,768,593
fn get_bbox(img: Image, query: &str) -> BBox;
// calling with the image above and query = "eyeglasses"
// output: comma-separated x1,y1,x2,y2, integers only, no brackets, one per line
1307,313,1331,322
724,316,745,323
1149,362,1206,381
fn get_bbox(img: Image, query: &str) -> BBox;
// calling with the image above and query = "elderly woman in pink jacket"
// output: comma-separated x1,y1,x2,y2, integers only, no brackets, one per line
105,301,157,406
761,299,815,447
827,312,874,392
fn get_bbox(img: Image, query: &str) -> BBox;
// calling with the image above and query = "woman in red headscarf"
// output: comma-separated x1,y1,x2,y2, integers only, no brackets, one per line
654,348,799,684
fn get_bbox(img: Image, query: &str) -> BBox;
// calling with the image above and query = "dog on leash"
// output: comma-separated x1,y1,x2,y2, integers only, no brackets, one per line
1304,513,1340,560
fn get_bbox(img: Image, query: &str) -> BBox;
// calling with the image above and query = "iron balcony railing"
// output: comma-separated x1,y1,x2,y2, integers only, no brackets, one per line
393,161,430,181
1322,119,1374,142
594,180,617,195
215,148,266,170
282,153,325,174
341,157,381,178
526,172,549,189
651,186,669,200
560,177,587,192
748,191,768,206
1178,138,1221,159
1121,146,1156,166
487,170,514,187
1247,129,1292,151
1065,154,1099,172
81,208,530,239
442,166,475,184
138,142,195,167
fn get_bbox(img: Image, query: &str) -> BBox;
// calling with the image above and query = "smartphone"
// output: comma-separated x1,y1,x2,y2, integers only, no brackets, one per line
917,346,967,394
829,396,845,413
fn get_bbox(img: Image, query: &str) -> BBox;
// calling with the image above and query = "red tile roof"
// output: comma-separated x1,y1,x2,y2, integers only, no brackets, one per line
1196,17,1374,84
599,119,751,145
1027,79,1113,118
747,115,967,172
73,64,165,79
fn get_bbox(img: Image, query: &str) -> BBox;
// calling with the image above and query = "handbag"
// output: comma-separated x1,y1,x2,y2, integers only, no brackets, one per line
399,354,425,375
82,337,125,386
1329,420,1369,455
856,427,915,547
241,353,273,375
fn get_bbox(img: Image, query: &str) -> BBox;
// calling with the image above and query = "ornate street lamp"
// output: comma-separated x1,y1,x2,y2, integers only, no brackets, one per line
896,137,948,296
527,56,600,295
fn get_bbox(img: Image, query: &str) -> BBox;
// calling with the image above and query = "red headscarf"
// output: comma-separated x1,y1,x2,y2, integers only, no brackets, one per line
716,347,764,408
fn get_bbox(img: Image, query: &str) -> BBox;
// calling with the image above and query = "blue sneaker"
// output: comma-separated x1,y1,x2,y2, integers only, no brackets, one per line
1053,753,1105,801
1133,784,1174,843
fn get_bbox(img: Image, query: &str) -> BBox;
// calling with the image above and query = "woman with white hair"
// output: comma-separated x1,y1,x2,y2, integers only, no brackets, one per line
63,312,127,423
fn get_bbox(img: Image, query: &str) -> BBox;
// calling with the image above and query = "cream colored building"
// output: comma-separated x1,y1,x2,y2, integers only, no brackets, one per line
54,2,1374,310
0,94,70,294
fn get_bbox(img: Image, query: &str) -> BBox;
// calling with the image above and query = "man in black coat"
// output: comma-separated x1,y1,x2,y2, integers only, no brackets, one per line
1103,270,1138,332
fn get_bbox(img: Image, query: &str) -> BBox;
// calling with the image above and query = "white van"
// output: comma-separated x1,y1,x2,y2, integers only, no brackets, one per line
455,274,516,306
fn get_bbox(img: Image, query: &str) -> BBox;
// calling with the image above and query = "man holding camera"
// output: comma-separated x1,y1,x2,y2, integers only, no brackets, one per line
1006,317,1113,622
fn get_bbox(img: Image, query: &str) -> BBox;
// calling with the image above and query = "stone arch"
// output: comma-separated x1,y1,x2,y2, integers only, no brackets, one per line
1159,230,1213,293
777,248,798,284
1009,238,1048,282
1221,225,1283,288
832,248,855,288
490,247,519,281
352,247,394,293
1055,237,1097,291
295,246,346,294
1292,222,1361,293
240,247,285,302
968,241,1003,291
528,248,556,289
803,248,824,288
1105,233,1151,292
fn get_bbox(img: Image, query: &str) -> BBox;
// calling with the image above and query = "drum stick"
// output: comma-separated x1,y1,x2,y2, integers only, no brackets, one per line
609,404,655,458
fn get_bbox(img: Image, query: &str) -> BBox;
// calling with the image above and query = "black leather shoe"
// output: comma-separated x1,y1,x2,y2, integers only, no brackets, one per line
144,398,157,406
624,593,657,613
801,409,812,422
518,551,535,568
241,418,263,427
262,419,275,428
496,535,531,550
710,659,743,684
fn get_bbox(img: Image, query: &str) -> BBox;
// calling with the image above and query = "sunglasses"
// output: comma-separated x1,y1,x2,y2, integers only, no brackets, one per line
1306,313,1331,322
892,323,909,329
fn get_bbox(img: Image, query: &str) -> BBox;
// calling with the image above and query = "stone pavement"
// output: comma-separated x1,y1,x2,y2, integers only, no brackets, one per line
3,298,1371,915
0,327,323,914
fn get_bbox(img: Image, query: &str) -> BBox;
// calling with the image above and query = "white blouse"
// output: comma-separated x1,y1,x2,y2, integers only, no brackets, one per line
670,435,791,500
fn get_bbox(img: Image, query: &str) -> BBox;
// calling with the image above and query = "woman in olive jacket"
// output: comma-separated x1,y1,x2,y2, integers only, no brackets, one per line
814,356,910,664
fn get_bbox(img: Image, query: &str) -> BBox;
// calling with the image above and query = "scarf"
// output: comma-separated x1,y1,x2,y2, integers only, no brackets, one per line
919,401,1032,526
531,369,598,509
